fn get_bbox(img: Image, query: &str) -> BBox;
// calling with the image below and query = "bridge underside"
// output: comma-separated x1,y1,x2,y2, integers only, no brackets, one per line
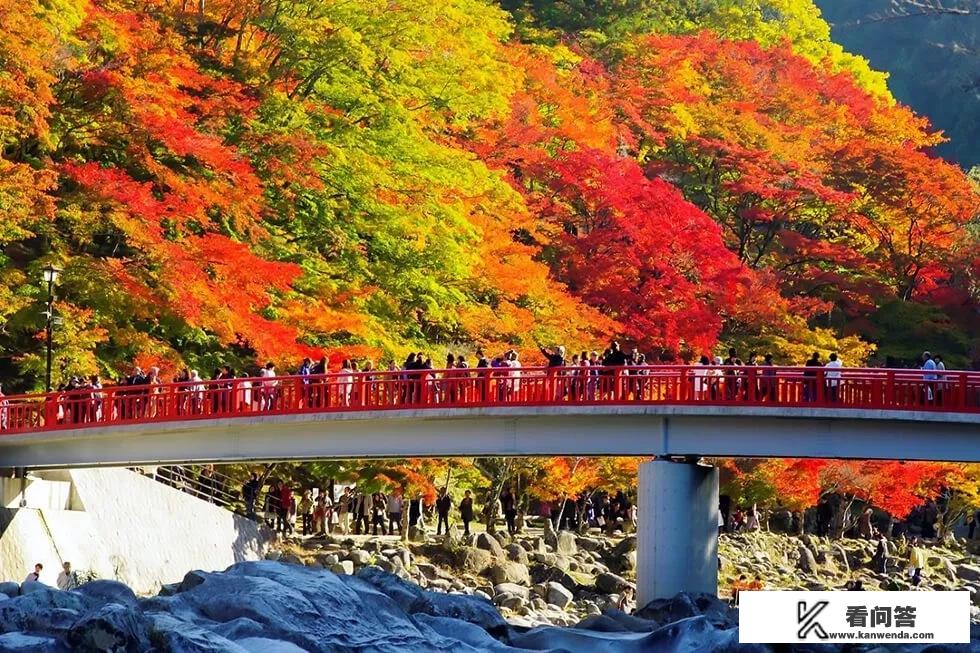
0,406,977,468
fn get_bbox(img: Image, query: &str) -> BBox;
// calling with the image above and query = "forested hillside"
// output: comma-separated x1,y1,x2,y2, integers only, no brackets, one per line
1,0,978,391
817,0,980,167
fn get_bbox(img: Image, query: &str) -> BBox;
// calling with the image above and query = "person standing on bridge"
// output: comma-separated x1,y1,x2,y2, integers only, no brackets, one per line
260,362,278,411
0,382,8,431
803,352,821,402
825,353,843,402
921,351,938,405
538,343,566,401
297,357,313,407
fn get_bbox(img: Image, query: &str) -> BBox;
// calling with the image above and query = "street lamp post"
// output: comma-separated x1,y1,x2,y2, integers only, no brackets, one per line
42,265,61,393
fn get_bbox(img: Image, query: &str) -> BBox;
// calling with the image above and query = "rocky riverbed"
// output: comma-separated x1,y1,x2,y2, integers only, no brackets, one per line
0,559,977,652
1,529,978,651
276,526,980,628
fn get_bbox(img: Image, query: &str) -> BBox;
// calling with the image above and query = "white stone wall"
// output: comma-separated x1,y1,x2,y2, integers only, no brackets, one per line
0,468,270,594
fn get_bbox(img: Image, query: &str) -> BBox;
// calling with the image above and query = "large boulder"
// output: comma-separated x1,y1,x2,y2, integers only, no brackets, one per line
474,533,505,558
0,633,70,652
455,547,494,575
492,583,530,600
595,572,633,595
346,549,373,566
146,613,245,653
67,603,150,652
545,582,574,609
555,531,578,556
73,581,140,609
957,565,980,584
0,583,20,599
487,561,531,586
797,545,818,574
504,543,529,565
355,566,507,635
635,592,735,629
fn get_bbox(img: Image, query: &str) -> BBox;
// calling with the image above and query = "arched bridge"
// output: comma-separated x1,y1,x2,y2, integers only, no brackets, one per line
1,366,977,468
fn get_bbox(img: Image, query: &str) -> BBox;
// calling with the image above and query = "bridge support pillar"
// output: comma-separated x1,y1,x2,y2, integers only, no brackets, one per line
636,459,718,606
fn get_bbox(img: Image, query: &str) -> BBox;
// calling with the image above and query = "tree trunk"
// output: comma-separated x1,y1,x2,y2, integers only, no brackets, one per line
829,498,855,539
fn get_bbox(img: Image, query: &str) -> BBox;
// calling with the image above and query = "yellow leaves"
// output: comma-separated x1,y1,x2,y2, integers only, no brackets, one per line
758,314,876,365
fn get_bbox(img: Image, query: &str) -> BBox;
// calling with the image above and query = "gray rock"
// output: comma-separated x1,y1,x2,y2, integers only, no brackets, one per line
455,547,493,575
487,561,530,585
493,583,530,600
545,582,574,609
0,633,70,652
0,583,20,599
67,603,150,652
555,531,578,556
414,563,440,581
504,543,529,565
73,581,139,608
329,561,354,575
612,535,637,558
18,582,47,596
495,594,524,611
957,564,980,583
347,549,373,566
797,544,818,574
576,537,603,552
595,572,633,594
474,532,505,558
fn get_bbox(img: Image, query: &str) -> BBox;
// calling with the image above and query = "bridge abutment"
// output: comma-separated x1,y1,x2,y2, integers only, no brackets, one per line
636,459,719,606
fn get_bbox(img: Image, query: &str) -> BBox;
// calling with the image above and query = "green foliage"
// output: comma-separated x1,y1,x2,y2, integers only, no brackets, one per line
866,300,973,367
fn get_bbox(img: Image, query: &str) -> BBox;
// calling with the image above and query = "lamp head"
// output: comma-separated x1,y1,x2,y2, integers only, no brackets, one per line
42,266,61,284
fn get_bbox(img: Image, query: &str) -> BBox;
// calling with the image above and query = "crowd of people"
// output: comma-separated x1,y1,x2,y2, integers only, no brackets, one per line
0,343,965,431
236,473,637,541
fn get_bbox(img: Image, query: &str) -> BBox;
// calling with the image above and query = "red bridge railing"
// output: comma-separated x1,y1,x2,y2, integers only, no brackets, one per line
0,366,978,435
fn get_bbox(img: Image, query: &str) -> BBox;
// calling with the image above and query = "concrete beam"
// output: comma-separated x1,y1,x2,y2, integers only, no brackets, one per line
0,405,977,468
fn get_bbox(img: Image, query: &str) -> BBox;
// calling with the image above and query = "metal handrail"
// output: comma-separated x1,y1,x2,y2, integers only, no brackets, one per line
0,365,977,435
134,464,242,510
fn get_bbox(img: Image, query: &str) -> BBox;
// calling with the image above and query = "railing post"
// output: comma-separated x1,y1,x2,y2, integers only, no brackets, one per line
815,369,825,405
957,372,967,411
746,367,757,403
44,394,58,429
483,368,492,405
